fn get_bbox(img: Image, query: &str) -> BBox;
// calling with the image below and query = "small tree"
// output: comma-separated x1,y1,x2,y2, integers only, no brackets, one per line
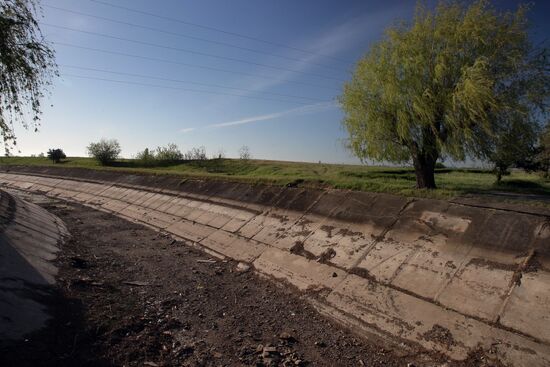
535,123,550,178
340,0,549,189
215,148,226,159
0,0,57,153
183,146,207,160
239,145,251,160
490,115,538,182
47,148,66,163
87,138,121,165
155,143,183,162
135,147,155,165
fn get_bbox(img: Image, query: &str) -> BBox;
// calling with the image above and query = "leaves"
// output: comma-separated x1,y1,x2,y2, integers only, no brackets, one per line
340,0,549,168
0,0,57,154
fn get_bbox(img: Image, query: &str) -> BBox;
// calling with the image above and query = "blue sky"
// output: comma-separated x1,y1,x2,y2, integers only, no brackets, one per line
13,0,550,163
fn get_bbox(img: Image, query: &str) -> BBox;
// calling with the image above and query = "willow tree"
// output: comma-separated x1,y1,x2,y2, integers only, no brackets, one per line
340,0,549,188
0,0,57,153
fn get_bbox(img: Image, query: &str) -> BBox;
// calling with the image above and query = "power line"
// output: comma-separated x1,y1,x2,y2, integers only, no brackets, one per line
53,42,339,91
89,0,351,64
61,73,333,105
44,4,347,72
44,23,342,81
60,64,328,102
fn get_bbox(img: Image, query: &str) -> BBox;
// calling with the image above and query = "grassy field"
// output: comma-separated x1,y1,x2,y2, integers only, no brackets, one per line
1,156,549,201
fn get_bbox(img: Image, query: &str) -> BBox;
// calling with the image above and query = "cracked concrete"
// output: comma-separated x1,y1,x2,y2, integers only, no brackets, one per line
0,168,549,366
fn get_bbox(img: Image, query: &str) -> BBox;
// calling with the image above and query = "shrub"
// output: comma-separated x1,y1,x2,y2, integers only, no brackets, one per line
183,146,207,160
47,148,66,163
135,147,156,166
87,139,121,165
155,143,183,162
239,145,251,160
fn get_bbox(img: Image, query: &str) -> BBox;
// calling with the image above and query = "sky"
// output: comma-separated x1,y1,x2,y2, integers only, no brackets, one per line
12,0,550,163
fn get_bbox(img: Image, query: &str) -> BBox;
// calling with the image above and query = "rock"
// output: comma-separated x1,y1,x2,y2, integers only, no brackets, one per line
236,262,251,272
279,332,297,343
143,362,158,367
263,346,278,353
123,280,149,286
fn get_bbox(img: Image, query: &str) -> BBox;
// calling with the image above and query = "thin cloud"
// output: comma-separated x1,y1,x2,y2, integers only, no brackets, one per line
209,101,337,128
179,127,195,133
239,10,394,96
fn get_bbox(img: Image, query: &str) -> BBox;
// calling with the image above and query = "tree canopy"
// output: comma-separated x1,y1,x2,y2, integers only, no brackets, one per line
340,0,549,188
0,0,57,153
87,139,121,165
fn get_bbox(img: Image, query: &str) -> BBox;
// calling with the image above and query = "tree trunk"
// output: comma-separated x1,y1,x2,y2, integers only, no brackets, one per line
413,153,437,189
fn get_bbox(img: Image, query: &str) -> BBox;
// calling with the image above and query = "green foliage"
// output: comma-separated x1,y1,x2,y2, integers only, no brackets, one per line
183,146,207,161
1,156,549,203
340,0,549,188
0,0,57,153
87,139,121,165
490,115,538,182
155,143,183,162
535,123,550,178
135,147,155,166
46,148,65,163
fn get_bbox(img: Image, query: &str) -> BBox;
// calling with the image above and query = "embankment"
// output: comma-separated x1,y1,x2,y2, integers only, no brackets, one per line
1,165,549,366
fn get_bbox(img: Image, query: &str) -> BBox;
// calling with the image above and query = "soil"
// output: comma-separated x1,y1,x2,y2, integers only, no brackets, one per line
0,196,498,366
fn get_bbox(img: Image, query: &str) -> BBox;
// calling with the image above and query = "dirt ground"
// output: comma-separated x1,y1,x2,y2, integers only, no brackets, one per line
0,197,495,366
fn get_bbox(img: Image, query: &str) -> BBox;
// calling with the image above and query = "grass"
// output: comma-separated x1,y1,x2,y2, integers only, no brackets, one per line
1,156,549,202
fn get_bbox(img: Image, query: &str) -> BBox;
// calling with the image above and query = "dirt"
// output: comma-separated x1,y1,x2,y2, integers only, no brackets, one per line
421,325,456,349
0,197,498,366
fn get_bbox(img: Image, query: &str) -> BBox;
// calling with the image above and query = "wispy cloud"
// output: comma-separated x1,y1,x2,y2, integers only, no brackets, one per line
209,101,337,128
179,127,195,133
239,10,393,96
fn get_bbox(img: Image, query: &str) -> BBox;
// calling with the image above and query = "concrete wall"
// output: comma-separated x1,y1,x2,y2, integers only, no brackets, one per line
0,189,67,344
1,166,549,366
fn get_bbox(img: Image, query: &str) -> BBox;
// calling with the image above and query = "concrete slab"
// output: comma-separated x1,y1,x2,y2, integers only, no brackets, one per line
200,230,266,262
165,219,216,242
164,199,196,218
221,212,256,233
356,240,416,282
101,199,130,214
391,241,472,300
237,213,271,239
129,191,156,206
253,247,345,291
0,191,66,342
437,258,514,321
500,270,550,344
118,189,148,204
325,274,550,367
185,207,209,222
100,186,130,200
303,221,376,269
141,209,179,229
141,193,174,210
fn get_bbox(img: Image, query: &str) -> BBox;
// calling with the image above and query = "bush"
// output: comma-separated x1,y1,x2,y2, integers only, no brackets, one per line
155,143,183,162
239,145,251,160
135,147,155,166
183,146,207,160
47,148,66,163
87,139,121,165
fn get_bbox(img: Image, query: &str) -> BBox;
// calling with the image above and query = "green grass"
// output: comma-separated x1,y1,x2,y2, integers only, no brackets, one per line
2,156,549,202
